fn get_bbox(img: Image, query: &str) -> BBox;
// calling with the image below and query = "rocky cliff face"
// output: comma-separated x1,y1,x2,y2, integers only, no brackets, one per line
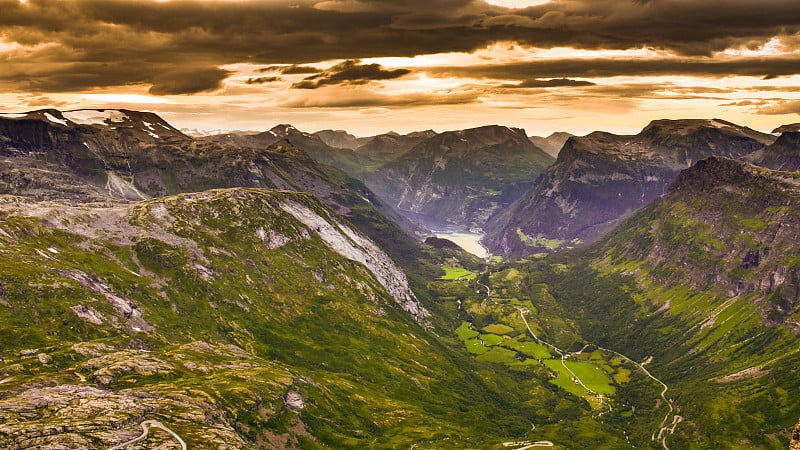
362,125,554,230
485,119,775,257
602,157,800,327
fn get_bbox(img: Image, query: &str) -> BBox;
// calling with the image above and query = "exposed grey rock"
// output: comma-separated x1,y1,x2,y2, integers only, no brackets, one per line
71,305,105,325
53,269,153,331
284,391,305,410
280,199,428,322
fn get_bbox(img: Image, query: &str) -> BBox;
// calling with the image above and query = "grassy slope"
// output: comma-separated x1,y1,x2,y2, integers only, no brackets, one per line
0,189,545,448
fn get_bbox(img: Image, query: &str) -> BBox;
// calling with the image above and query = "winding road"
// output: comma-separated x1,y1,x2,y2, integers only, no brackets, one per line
516,308,682,450
109,420,187,450
594,345,683,450
468,272,683,449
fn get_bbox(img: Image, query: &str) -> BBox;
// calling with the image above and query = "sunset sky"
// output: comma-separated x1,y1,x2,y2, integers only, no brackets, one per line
1,0,800,136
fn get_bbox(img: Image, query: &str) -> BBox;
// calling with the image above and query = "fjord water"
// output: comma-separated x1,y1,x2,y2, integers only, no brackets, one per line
434,230,489,257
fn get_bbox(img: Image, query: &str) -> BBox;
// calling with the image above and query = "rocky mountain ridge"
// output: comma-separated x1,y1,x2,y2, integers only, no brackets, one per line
528,131,574,157
201,124,367,177
484,119,776,257
774,123,800,134
361,125,554,229
0,108,426,267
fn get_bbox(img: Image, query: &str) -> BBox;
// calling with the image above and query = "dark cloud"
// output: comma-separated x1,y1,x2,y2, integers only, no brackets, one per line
501,78,596,88
260,65,322,74
0,0,799,95
430,56,800,80
149,67,231,95
246,76,281,84
291,60,411,89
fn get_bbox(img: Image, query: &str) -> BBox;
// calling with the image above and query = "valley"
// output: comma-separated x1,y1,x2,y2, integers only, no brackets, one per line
0,108,799,448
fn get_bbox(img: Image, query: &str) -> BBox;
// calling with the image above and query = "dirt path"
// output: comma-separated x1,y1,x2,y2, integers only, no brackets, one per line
109,420,187,450
503,440,555,448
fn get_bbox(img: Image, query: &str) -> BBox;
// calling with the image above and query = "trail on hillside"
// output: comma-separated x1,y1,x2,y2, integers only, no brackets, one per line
109,420,187,450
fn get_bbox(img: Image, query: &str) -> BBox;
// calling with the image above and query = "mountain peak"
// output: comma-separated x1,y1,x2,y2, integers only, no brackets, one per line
744,131,800,172
0,108,187,140
640,118,775,144
269,124,300,135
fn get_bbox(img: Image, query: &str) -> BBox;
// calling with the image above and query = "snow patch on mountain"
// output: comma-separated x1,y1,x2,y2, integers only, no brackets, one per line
64,110,129,126
43,112,68,127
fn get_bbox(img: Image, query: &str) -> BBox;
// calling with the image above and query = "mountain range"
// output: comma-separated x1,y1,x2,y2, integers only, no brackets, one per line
1,108,800,448
484,119,778,256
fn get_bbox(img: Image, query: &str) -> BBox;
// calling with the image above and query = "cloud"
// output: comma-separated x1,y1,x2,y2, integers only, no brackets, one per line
0,0,799,96
720,100,762,107
501,78,596,88
260,65,322,74
755,99,800,115
148,67,231,95
291,60,411,89
429,56,800,80
281,88,480,107
245,76,281,84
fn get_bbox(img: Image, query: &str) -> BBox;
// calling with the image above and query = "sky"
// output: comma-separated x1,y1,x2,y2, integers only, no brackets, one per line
1,0,800,136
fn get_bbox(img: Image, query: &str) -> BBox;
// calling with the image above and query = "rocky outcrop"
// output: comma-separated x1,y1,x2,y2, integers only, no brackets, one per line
791,418,800,450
